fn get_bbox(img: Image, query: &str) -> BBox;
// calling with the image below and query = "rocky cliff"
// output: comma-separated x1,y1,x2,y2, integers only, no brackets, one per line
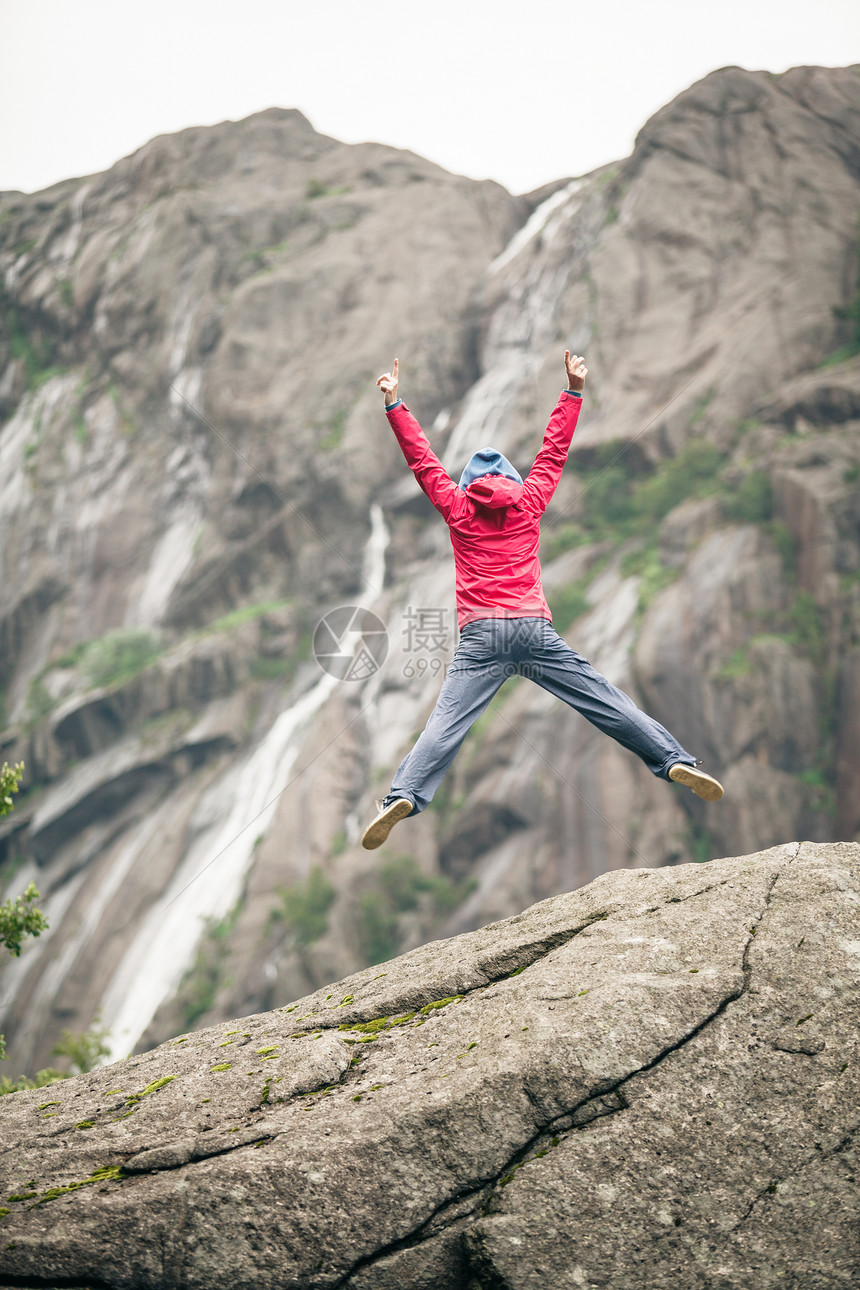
1,66,859,1073
0,841,857,1288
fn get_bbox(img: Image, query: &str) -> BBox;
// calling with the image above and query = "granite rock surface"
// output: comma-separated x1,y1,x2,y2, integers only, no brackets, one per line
0,840,857,1288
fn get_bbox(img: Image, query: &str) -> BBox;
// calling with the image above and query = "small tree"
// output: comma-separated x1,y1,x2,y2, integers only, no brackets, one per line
0,760,24,818
0,882,49,959
0,762,50,1066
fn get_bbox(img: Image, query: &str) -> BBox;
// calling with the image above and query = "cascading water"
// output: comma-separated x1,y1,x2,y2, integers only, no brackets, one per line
443,179,587,474
100,504,389,1058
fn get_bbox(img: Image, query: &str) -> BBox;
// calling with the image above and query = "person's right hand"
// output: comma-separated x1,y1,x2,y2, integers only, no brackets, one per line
377,357,399,406
565,350,587,392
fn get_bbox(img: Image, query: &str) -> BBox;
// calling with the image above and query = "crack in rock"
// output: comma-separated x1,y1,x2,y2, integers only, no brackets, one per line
300,916,612,1035
331,852,797,1288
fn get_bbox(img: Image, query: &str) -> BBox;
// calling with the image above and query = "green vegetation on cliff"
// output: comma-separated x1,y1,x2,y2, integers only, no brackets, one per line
272,867,336,947
356,855,476,966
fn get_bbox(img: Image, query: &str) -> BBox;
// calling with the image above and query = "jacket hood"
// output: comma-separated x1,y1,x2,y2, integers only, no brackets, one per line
464,473,524,508
459,448,523,489
459,448,524,509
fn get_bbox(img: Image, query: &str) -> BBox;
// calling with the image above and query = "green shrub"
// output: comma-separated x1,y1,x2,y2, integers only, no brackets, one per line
305,178,350,200
768,520,795,579
687,823,716,864
723,472,773,523
51,1015,111,1074
80,629,160,688
176,899,243,1030
547,555,609,632
320,409,346,450
572,438,725,545
0,767,50,1064
206,598,291,635
825,230,860,363
272,867,336,946
25,677,54,723
0,766,49,1074
714,645,753,682
797,767,836,816
356,890,399,965
0,1067,66,1096
633,440,723,527
547,582,591,631
4,297,65,390
620,546,678,614
0,877,49,1061
690,389,715,427
355,856,475,966
540,523,585,562
250,656,294,680
380,854,468,917
786,591,827,666
581,463,636,535
0,761,23,817
0,883,49,958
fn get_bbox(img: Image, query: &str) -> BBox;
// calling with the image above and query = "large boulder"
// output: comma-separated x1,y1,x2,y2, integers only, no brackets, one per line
0,840,856,1288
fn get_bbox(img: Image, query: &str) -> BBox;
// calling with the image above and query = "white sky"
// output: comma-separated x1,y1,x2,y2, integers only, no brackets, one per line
1,0,858,197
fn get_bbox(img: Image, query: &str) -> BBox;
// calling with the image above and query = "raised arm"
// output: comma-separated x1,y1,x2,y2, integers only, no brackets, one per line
521,351,587,515
377,358,461,522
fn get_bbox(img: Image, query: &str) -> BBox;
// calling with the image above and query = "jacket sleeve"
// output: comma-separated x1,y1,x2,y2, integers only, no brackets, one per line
386,401,461,522
520,391,583,515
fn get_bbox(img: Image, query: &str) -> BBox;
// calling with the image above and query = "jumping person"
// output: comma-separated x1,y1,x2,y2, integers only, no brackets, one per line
361,353,724,850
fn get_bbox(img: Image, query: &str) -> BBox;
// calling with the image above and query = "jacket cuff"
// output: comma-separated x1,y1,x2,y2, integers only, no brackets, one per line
385,399,403,412
565,389,582,398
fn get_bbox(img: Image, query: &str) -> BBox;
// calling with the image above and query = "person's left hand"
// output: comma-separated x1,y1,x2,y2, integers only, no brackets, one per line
565,350,587,392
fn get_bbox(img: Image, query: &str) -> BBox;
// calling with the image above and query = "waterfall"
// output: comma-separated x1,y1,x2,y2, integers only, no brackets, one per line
100,504,389,1058
487,179,582,276
443,178,587,474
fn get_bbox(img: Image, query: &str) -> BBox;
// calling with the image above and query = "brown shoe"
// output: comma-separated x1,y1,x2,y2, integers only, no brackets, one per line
668,764,724,801
361,798,413,850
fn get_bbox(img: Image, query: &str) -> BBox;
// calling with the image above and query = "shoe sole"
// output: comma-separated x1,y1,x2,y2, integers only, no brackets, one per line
668,764,725,801
361,799,413,850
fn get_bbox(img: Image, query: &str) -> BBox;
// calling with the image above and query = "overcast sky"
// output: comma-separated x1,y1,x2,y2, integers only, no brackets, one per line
1,0,858,197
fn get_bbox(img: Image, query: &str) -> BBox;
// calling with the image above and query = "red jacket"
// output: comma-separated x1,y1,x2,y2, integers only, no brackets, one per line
386,391,583,628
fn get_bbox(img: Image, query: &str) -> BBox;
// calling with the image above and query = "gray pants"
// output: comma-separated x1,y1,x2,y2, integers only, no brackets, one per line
386,616,696,815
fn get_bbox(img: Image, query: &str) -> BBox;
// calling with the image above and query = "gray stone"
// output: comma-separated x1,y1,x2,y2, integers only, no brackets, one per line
0,842,856,1287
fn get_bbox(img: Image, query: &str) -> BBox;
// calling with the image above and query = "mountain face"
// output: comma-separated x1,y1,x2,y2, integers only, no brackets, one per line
0,841,856,1288
1,66,859,1073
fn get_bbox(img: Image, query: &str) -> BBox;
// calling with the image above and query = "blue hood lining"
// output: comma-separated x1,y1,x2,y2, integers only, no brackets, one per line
458,448,523,490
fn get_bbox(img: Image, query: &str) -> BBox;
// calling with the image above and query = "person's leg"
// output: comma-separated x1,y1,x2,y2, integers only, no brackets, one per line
386,621,509,814
518,620,699,780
